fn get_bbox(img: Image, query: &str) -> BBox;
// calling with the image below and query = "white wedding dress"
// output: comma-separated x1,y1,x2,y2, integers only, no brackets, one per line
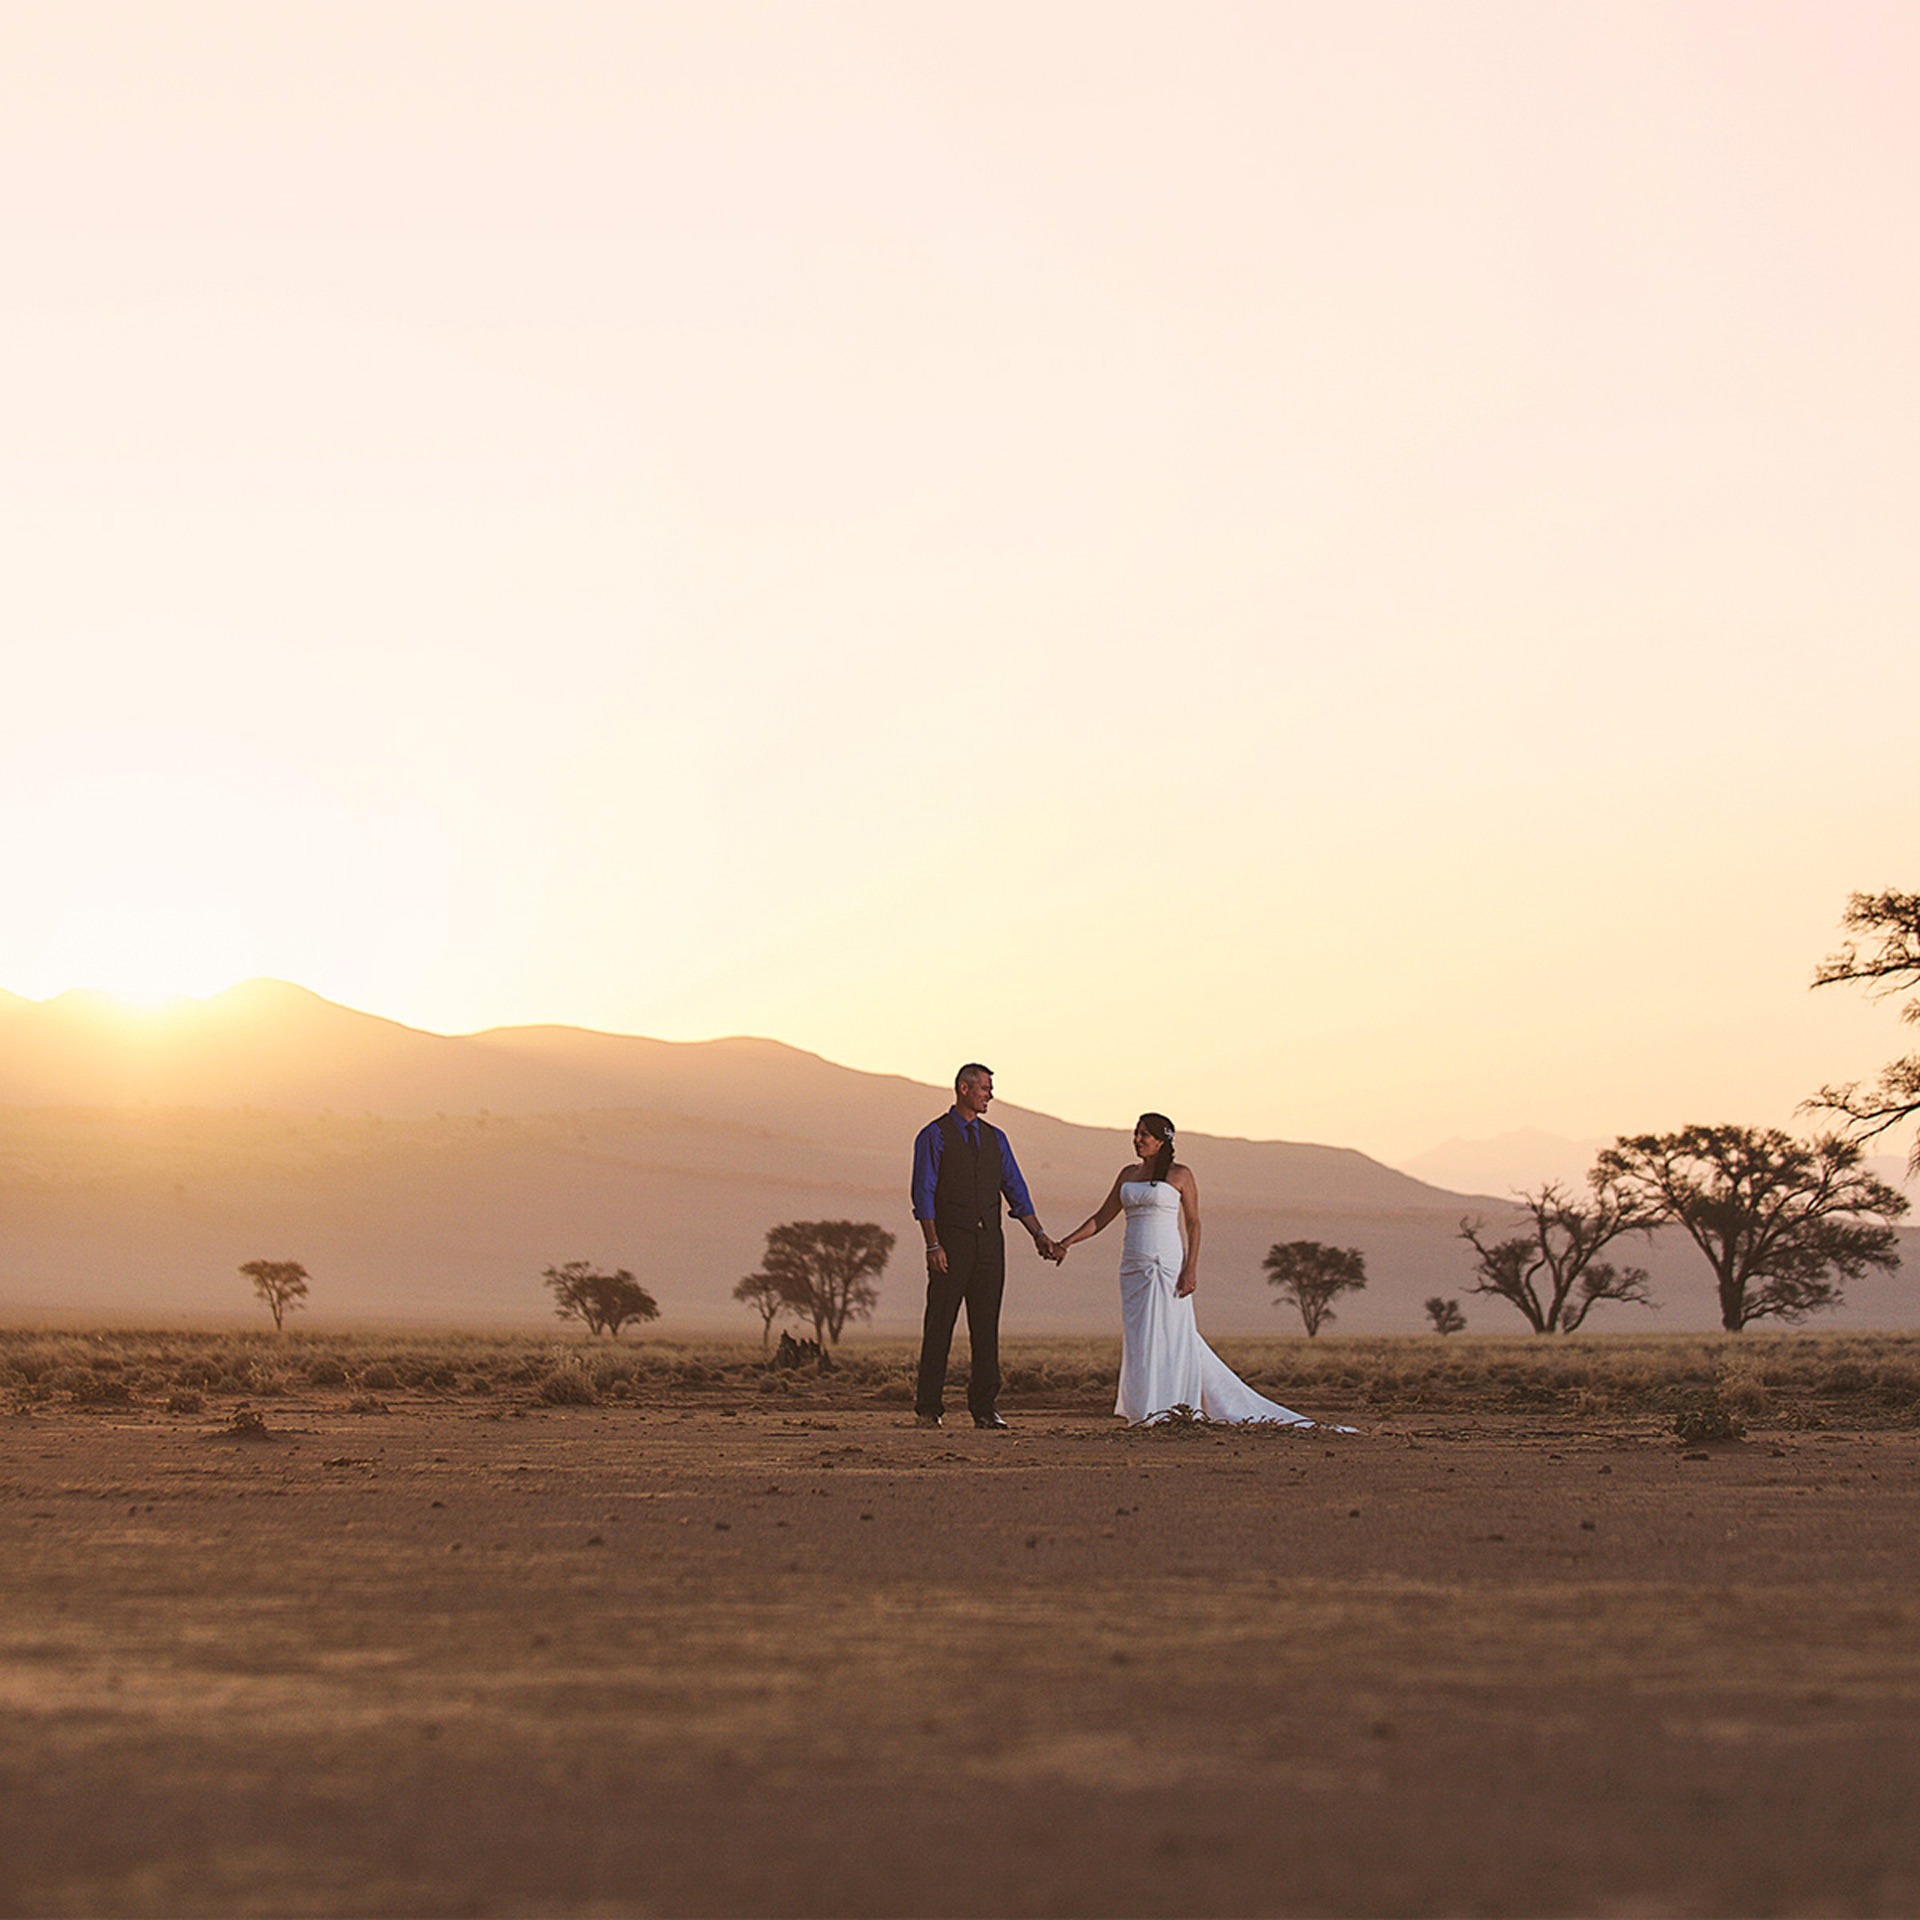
1116,1179,1339,1428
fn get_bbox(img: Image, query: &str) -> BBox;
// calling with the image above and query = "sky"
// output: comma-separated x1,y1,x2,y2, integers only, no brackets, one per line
3,0,1917,1166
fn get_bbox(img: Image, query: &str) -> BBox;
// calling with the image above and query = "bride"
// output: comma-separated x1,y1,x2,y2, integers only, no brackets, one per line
1054,1113,1349,1429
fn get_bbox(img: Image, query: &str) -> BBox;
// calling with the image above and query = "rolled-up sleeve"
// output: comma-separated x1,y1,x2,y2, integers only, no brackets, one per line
910,1121,942,1221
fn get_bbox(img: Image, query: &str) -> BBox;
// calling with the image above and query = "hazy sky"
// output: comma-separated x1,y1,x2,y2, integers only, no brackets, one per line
4,1,1917,1163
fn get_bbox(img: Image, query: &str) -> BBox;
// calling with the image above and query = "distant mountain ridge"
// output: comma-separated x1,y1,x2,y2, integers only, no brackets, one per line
2,981,1912,1333
0,980,1462,1210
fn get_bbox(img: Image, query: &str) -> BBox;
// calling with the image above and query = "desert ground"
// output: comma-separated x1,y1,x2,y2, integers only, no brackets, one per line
4,1331,1920,1918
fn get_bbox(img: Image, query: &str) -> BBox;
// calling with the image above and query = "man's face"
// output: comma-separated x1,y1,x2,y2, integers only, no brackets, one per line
956,1073,994,1117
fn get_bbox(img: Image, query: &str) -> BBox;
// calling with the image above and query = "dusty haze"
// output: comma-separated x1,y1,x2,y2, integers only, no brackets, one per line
2,981,1912,1333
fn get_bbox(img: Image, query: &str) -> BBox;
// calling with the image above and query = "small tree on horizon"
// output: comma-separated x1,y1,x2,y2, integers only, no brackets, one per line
1263,1241,1367,1336
542,1261,661,1338
239,1259,310,1332
733,1270,789,1347
750,1220,894,1346
1458,1177,1660,1334
1425,1296,1466,1335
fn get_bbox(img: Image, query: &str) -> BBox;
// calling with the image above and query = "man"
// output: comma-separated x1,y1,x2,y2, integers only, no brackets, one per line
910,1063,1058,1429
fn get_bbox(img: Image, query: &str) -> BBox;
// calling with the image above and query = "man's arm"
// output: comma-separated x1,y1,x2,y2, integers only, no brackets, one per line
997,1133,1058,1259
910,1122,947,1271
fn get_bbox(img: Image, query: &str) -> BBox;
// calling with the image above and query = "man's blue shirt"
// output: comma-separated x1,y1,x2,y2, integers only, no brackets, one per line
911,1108,1036,1224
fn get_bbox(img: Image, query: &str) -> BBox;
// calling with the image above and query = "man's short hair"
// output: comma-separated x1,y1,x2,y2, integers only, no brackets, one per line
955,1062,992,1089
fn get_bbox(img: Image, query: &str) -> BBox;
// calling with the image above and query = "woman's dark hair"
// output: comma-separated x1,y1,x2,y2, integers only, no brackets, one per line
1137,1112,1175,1185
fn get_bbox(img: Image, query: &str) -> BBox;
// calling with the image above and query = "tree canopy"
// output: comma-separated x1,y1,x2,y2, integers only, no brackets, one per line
542,1261,660,1338
239,1259,309,1331
1597,1125,1906,1330
747,1220,894,1346
1811,888,1920,1174
1262,1241,1367,1336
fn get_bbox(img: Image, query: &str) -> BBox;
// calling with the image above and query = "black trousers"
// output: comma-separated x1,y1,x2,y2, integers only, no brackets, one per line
915,1226,1006,1419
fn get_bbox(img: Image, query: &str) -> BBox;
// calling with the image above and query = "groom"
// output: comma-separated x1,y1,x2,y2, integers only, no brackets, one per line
910,1063,1059,1430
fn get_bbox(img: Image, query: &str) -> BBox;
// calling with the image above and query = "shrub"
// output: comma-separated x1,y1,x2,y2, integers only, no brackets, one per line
1673,1398,1744,1443
167,1390,205,1414
346,1393,388,1414
306,1359,349,1387
70,1376,134,1406
359,1363,401,1391
537,1367,598,1406
1716,1362,1771,1422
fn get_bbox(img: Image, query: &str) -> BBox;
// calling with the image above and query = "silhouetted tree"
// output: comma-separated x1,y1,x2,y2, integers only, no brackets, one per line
1458,1177,1660,1334
1262,1241,1367,1336
1811,889,1920,1174
733,1270,788,1347
542,1261,660,1338
1597,1126,1907,1330
749,1221,894,1346
1425,1296,1466,1335
239,1259,309,1331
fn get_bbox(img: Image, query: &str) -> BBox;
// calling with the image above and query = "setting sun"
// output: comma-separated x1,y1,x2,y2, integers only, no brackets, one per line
28,869,257,1007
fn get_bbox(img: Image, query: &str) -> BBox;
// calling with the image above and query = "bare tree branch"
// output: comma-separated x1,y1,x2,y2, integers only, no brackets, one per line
1810,890,1920,1173
1458,1177,1659,1334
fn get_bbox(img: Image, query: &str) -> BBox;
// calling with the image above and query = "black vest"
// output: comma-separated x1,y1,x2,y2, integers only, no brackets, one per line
932,1113,1006,1236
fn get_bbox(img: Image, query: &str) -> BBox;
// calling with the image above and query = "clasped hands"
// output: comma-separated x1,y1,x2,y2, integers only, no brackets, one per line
924,1234,1069,1270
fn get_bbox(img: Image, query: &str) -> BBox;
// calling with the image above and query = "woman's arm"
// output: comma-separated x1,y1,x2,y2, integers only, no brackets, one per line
1175,1166,1201,1295
1055,1171,1127,1254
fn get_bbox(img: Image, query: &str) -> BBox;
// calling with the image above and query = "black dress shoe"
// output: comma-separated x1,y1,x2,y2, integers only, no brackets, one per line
914,1413,943,1428
973,1412,1010,1430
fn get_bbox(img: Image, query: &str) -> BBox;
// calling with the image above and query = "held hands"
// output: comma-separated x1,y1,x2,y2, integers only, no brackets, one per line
1036,1234,1067,1264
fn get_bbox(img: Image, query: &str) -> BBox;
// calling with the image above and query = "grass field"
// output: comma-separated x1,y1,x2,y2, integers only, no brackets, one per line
8,1325,1920,1434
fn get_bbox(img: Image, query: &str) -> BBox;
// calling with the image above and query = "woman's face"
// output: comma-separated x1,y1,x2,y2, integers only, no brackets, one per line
1134,1124,1164,1159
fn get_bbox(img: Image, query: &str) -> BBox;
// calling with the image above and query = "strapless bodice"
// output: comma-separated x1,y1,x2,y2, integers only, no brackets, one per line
1120,1179,1182,1263
1121,1179,1180,1218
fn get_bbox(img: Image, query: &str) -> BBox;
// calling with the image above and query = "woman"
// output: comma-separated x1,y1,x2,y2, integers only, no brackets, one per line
1055,1113,1347,1429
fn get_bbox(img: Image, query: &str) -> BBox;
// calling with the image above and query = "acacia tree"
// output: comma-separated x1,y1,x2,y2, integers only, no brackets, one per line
1597,1126,1907,1330
1811,889,1920,1174
239,1259,309,1331
733,1270,788,1347
1458,1177,1660,1334
1262,1241,1367,1336
748,1220,894,1346
542,1261,660,1338
1425,1296,1466,1335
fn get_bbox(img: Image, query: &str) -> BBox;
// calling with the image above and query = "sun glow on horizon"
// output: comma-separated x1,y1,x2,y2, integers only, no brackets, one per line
32,885,257,1007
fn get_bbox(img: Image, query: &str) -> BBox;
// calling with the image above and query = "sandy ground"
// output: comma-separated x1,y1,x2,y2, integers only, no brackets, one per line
4,1392,1919,1918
